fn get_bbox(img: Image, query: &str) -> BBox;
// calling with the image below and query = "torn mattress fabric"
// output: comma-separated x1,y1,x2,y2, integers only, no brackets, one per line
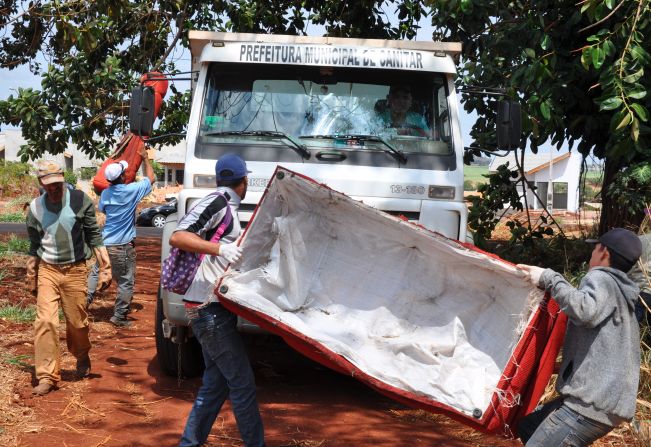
217,167,567,435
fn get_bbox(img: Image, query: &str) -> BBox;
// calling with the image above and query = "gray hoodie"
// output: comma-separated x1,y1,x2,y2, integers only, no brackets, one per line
539,266,640,426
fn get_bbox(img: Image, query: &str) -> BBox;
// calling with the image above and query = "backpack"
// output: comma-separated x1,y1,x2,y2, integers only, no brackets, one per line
160,193,232,295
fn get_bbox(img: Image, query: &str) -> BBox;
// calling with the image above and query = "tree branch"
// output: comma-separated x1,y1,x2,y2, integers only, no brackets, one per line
153,6,188,71
579,0,626,34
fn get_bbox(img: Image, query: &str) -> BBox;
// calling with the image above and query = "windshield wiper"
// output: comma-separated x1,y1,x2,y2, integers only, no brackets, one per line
300,134,407,164
203,130,310,159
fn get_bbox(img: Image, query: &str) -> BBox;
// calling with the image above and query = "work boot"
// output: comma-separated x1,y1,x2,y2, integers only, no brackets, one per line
32,381,54,396
76,356,91,378
110,316,133,328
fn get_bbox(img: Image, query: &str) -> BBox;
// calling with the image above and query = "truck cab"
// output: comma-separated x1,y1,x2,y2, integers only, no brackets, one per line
153,31,475,376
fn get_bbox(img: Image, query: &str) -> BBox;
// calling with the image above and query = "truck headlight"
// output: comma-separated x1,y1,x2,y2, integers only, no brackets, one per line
194,175,216,188
428,185,455,200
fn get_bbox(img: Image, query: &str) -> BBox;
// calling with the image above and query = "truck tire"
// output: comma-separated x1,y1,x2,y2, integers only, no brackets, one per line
155,290,204,378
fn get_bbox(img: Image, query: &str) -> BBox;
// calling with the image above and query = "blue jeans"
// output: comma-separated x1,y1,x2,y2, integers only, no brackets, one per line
179,303,264,447
107,244,136,320
86,260,99,305
517,398,613,446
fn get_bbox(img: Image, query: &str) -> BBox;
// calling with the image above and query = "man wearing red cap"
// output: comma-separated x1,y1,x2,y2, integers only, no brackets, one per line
517,228,643,446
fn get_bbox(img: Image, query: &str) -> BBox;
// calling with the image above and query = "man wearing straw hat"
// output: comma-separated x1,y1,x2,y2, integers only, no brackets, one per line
26,160,112,395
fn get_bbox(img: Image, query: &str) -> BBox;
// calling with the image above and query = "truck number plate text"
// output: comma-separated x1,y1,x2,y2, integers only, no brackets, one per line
390,185,426,195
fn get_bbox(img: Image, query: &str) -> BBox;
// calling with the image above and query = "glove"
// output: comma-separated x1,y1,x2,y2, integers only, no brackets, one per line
219,243,242,264
517,264,545,288
93,247,112,291
26,256,39,297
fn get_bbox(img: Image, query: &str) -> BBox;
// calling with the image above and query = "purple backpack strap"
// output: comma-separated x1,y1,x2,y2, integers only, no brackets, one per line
199,193,233,261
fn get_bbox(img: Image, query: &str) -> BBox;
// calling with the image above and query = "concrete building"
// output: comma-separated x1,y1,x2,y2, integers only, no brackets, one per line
1,128,99,171
147,140,186,187
489,150,583,213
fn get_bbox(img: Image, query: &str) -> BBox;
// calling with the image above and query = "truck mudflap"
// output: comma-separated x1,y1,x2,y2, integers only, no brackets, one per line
216,166,566,436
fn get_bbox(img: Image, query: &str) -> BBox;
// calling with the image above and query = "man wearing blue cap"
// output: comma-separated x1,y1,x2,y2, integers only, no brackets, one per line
516,228,643,446
170,154,264,447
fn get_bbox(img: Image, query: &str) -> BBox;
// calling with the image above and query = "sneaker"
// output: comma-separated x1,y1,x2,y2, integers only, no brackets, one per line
32,381,54,396
110,316,133,328
76,356,91,378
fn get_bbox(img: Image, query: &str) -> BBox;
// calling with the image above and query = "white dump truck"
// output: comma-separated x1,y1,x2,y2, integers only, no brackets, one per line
129,31,520,376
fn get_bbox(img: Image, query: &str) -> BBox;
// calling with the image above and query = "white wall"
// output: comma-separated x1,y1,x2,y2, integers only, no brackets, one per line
524,152,582,213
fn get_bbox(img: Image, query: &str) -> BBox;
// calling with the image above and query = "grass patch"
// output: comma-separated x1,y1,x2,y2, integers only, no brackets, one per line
0,235,30,255
464,165,489,184
1,354,32,368
0,304,36,323
0,212,25,223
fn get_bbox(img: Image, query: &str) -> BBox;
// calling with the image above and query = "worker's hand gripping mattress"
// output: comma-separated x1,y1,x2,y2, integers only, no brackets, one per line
217,167,567,436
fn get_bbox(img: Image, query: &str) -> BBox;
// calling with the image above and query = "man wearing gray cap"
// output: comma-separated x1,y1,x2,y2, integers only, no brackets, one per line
99,147,155,327
517,228,643,446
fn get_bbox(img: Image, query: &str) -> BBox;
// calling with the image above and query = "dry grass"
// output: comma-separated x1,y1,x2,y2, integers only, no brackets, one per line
119,383,157,424
388,409,486,443
0,346,38,445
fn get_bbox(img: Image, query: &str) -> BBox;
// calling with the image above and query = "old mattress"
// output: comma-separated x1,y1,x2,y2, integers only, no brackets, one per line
217,167,566,436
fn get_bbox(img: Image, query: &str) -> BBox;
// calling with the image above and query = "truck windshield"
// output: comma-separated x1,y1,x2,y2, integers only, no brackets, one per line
197,64,453,158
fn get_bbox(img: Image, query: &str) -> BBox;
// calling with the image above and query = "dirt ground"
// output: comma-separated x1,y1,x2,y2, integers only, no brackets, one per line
0,236,530,447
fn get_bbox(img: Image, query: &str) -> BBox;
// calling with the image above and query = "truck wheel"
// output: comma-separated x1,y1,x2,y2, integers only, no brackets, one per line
155,291,204,378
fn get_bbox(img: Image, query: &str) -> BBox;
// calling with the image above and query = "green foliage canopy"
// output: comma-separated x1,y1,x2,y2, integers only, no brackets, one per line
426,0,650,231
0,0,424,160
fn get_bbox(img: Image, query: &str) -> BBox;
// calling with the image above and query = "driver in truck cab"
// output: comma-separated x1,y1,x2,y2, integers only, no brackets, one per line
376,84,430,137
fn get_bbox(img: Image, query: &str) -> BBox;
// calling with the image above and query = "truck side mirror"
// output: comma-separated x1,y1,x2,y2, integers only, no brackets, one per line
129,86,155,137
496,100,521,150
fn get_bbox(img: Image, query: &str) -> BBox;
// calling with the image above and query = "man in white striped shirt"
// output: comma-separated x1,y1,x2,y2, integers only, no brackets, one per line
170,154,265,447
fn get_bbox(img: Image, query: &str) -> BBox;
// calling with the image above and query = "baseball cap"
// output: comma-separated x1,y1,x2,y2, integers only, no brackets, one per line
36,160,64,185
215,154,251,181
587,228,643,264
105,160,129,182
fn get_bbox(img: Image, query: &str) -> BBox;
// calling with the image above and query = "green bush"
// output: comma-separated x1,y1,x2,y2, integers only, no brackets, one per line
0,235,30,255
0,304,36,323
0,161,35,193
151,160,164,180
0,212,25,223
463,180,476,191
79,166,97,181
64,170,78,186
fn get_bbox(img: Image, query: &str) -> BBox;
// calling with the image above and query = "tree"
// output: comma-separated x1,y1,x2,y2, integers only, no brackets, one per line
1,1,649,232
0,0,422,159
426,0,651,233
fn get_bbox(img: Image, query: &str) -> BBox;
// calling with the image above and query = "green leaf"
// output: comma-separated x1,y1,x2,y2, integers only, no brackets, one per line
615,112,632,130
591,46,604,69
631,103,649,122
605,0,615,8
627,88,647,100
599,97,622,111
581,50,592,69
540,101,551,120
524,48,536,58
623,68,644,84
630,45,651,64
631,117,640,141
541,34,551,50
